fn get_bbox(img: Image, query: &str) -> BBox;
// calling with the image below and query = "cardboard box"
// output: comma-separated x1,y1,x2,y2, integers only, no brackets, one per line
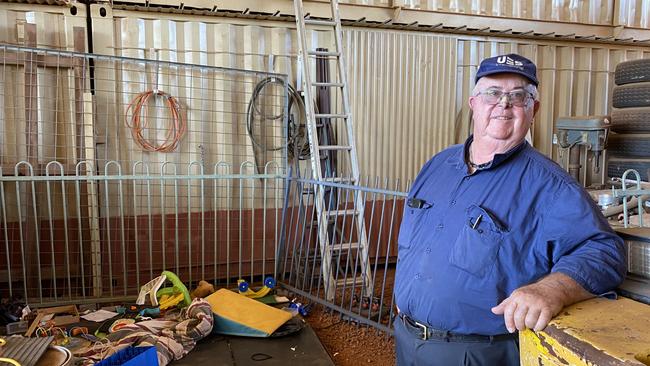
25,305,80,336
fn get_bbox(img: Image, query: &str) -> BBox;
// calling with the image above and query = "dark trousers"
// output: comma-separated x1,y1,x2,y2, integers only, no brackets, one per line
394,316,520,366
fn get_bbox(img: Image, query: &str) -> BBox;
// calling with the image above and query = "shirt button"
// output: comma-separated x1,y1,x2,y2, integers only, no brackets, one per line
425,248,431,253
463,177,469,181
450,200,456,205
437,224,444,229
415,273,421,279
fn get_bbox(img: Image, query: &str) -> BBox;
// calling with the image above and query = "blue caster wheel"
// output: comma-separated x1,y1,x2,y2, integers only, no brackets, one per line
264,277,276,289
238,281,249,292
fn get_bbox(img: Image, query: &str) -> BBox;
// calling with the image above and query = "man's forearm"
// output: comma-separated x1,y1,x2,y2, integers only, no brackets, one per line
536,272,594,307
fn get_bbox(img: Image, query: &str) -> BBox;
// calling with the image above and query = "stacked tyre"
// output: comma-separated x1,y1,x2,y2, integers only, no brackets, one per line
608,58,650,181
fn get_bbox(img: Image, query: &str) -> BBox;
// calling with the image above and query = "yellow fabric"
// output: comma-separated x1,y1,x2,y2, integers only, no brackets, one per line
206,289,292,335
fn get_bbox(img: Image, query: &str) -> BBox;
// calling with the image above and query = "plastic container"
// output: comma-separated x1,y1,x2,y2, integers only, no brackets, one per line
2,320,28,335
95,346,158,366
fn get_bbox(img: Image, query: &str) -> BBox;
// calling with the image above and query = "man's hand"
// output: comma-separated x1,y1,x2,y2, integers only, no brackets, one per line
491,272,593,333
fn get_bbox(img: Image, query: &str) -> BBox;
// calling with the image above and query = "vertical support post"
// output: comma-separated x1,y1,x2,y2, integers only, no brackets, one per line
73,27,86,162
83,92,102,297
22,23,39,300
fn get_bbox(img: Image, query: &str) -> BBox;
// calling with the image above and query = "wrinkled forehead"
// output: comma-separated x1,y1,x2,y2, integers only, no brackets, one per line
475,73,530,90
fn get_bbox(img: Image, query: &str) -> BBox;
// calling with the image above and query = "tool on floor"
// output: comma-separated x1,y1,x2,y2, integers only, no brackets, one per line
237,277,276,299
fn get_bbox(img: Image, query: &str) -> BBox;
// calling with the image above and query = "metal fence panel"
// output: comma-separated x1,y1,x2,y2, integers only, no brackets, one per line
1,161,285,306
279,173,407,332
0,45,289,306
0,44,289,215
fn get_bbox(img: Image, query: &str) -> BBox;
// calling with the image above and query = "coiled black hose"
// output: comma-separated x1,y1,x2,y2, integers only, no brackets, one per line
246,77,310,160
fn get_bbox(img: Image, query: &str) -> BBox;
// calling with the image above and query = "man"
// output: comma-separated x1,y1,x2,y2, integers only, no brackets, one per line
393,53,626,365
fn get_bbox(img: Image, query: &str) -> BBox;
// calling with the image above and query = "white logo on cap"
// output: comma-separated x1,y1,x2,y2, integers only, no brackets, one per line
497,56,523,67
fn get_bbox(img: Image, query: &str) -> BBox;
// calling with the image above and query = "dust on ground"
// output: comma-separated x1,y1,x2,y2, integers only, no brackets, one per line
308,306,395,366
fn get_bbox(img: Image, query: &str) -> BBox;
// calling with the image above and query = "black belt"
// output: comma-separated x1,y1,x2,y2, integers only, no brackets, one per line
399,313,516,343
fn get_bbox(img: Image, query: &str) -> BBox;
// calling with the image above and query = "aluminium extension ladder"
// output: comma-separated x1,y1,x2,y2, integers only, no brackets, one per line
293,0,372,301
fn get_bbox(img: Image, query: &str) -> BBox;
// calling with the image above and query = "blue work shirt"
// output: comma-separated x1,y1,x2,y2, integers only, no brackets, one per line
394,137,626,335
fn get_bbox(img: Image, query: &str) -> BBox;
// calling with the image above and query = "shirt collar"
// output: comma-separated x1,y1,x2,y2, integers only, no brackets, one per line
446,135,528,170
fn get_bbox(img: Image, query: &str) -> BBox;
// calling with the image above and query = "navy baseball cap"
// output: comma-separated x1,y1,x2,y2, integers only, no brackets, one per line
475,53,539,86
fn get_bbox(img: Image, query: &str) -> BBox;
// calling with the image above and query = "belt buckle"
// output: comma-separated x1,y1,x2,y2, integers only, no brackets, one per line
414,320,428,341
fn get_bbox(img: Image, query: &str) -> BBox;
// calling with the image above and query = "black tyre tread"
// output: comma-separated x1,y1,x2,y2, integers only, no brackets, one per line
615,58,650,85
612,82,650,108
608,134,650,158
607,157,650,181
610,107,650,133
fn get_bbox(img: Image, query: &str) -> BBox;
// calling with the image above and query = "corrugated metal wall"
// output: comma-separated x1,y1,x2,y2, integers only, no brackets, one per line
2,2,650,183
0,2,88,170
97,12,296,175
94,10,460,181
614,0,650,28
345,29,457,182
90,6,650,181
343,0,650,28
0,2,87,48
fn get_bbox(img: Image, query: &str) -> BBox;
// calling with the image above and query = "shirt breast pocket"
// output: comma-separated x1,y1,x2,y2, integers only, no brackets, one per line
398,205,430,251
449,205,507,277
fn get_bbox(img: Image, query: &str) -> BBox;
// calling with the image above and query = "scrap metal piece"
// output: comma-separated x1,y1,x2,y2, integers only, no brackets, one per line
0,336,53,366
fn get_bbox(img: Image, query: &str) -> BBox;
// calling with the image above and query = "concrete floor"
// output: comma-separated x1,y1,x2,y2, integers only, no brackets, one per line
171,324,334,366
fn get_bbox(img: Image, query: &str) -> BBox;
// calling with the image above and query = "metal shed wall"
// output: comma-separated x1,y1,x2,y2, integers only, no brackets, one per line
0,2,88,170
92,9,460,182
342,0,650,29
92,6,650,181
0,2,87,49
2,2,650,183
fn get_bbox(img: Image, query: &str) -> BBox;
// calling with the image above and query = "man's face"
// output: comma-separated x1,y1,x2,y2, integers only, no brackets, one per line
468,74,540,146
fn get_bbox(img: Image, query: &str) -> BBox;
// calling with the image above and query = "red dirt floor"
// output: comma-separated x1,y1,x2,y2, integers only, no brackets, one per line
308,306,396,366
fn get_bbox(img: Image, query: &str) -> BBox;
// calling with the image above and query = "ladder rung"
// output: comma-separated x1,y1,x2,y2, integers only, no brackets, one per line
308,50,340,57
304,19,337,26
330,242,361,251
322,177,357,183
336,276,365,287
313,82,344,87
319,145,352,151
326,209,358,217
315,113,348,119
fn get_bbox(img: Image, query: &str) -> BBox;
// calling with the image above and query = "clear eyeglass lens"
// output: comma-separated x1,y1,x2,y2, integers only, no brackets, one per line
481,90,529,106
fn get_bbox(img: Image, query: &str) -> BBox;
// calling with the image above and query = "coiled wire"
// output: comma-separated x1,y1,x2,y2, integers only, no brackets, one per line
125,90,186,153
246,77,310,160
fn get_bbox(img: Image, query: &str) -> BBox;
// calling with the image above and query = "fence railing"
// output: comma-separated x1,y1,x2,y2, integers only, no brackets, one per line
1,161,408,334
278,173,408,332
0,160,285,306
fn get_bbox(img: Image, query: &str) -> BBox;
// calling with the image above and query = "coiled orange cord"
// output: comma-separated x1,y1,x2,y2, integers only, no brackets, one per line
125,90,186,152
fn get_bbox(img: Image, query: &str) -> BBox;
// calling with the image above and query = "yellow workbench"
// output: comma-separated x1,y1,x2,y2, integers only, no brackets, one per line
520,297,650,365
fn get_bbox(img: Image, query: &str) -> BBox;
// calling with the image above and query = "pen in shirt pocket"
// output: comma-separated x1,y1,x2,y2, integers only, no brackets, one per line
471,214,483,229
